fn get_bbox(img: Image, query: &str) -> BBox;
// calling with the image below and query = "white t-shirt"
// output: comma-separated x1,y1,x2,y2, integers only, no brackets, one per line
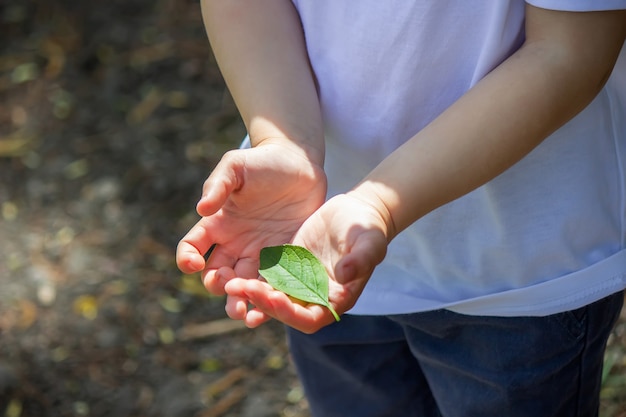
290,0,626,316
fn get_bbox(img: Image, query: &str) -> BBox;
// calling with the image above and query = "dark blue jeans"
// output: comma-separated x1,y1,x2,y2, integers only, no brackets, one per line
287,291,624,417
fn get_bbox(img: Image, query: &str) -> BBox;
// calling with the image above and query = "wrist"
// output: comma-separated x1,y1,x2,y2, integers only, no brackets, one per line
346,182,398,242
248,115,325,167
252,135,325,168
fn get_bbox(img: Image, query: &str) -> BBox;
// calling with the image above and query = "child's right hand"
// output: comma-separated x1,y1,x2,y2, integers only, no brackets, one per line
176,142,327,299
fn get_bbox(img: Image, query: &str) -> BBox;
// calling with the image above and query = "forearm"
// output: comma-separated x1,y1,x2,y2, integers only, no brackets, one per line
201,0,324,164
350,6,626,240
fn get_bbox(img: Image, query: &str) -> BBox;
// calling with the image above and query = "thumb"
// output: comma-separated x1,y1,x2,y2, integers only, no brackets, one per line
197,151,244,217
336,229,387,284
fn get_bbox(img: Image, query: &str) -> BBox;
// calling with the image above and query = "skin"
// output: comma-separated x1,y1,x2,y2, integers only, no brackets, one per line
176,1,626,334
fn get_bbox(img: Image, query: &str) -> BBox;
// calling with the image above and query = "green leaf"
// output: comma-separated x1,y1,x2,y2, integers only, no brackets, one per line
259,244,340,321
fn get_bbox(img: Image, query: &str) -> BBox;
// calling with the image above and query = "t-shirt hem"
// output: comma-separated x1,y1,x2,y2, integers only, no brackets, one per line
347,248,626,317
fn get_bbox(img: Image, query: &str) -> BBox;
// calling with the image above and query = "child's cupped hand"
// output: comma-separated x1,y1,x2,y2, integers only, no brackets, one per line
223,193,389,333
176,142,327,298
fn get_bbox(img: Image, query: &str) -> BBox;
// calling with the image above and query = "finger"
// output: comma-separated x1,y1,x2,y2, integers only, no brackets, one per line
205,245,238,272
336,230,386,283
243,308,273,328
225,278,332,333
232,257,261,280
264,290,333,334
202,266,235,296
176,241,207,274
197,151,243,217
204,245,259,280
176,219,216,273
222,277,272,325
225,294,249,320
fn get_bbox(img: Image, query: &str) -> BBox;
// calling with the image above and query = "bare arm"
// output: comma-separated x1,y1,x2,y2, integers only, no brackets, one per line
351,5,626,240
177,1,327,311
202,0,324,164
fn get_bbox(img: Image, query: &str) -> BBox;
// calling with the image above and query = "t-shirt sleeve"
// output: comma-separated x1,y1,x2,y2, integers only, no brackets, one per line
526,0,626,11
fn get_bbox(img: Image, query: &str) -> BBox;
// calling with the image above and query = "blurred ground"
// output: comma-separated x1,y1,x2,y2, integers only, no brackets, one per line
0,1,308,416
0,1,625,417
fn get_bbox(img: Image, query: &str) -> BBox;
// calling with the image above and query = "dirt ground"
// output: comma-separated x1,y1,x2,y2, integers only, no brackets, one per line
0,1,625,416
0,1,308,416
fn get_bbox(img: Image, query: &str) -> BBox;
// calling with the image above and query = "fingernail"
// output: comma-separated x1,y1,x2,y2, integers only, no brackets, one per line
199,189,215,204
196,195,209,210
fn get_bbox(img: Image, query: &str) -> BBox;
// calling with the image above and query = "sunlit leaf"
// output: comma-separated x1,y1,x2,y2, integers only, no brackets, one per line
259,245,340,321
